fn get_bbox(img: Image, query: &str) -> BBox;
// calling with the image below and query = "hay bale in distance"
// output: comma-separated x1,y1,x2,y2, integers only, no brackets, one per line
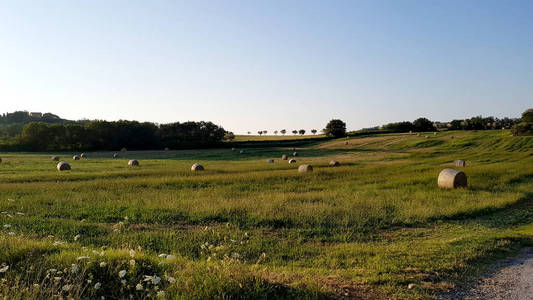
57,161,71,171
240,150,245,154
344,141,349,145
191,163,204,171
434,132,437,135
113,153,119,158
438,168,467,189
329,160,340,167
267,159,274,163
454,160,466,167
450,136,454,139
425,135,429,138
288,159,296,164
80,153,87,159
416,133,421,137
298,164,313,173
281,154,288,160
121,147,127,152
51,156,60,161
164,147,170,151
128,160,139,166
231,148,235,151
73,155,80,160
293,152,298,157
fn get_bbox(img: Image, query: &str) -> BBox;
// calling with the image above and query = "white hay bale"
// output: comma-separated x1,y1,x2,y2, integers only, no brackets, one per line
450,136,454,139
240,150,245,154
344,141,349,145
57,161,71,171
80,153,87,159
425,135,429,138
267,159,274,163
51,156,60,161
73,155,80,160
164,147,170,151
191,163,204,171
121,147,127,152
438,168,467,189
128,160,139,166
288,159,296,164
291,148,296,151
293,152,298,156
281,154,288,160
433,132,437,135
416,133,421,137
298,164,313,173
329,160,340,167
231,148,235,151
113,153,119,158
454,160,466,167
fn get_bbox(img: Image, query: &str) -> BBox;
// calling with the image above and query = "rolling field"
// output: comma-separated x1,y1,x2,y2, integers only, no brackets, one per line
1,130,532,299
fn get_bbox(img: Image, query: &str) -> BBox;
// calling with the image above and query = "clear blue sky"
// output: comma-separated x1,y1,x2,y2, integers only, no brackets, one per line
1,1,531,133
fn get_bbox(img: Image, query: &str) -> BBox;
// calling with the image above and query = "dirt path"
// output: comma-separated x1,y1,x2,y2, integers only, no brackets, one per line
440,248,533,300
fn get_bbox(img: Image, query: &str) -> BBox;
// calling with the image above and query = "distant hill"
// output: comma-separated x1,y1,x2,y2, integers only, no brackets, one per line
0,111,74,137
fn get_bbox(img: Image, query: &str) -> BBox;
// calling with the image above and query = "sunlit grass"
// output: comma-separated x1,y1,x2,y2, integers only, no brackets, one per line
0,130,532,299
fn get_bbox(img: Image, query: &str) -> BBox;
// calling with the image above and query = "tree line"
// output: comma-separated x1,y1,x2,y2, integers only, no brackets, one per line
16,120,227,151
381,115,521,133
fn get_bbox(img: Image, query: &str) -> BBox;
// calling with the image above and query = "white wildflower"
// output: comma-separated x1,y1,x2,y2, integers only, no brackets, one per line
118,270,126,278
77,256,90,260
0,265,8,273
135,283,143,290
158,253,167,258
94,282,101,290
71,264,79,273
8,232,15,236
121,279,127,284
129,259,135,266
74,234,81,241
157,291,165,297
165,275,176,283
99,262,106,267
129,249,135,258
54,277,62,282
16,212,24,215
152,276,161,285
3,224,11,229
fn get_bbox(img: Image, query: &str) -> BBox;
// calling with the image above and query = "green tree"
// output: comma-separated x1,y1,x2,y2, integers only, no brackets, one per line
412,118,436,132
298,129,306,135
325,119,346,138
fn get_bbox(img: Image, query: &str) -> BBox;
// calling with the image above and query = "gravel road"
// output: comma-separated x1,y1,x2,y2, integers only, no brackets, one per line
439,248,533,300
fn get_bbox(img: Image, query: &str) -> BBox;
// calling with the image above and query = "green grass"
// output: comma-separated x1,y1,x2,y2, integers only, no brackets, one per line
0,130,532,299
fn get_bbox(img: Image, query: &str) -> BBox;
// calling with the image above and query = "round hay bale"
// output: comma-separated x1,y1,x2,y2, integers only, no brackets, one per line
113,153,119,158
73,155,80,160
128,159,139,166
344,141,349,145
288,159,296,164
293,152,298,157
416,133,421,136
438,168,467,189
80,153,87,159
51,156,60,161
57,161,71,171
231,148,235,151
164,147,170,151
121,147,127,152
329,160,340,167
240,150,245,154
267,159,274,163
298,164,313,173
291,148,296,151
450,136,454,139
433,132,437,135
281,154,288,160
425,135,429,138
454,160,466,167
191,163,204,171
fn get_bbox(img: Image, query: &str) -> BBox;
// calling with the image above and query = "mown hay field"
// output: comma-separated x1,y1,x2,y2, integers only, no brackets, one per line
0,130,532,299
